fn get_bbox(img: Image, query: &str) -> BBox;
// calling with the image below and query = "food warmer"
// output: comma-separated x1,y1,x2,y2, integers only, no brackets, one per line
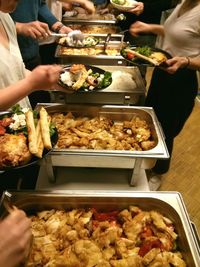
0,191,200,266
35,104,168,190
52,65,146,106
55,33,126,66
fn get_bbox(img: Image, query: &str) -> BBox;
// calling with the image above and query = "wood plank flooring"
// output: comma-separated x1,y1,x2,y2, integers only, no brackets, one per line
159,100,200,233
146,68,200,234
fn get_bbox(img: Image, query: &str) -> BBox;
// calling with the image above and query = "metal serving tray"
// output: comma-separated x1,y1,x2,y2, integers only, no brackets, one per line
63,18,117,25
62,23,121,34
52,66,146,105
38,104,168,159
55,41,126,66
0,191,199,266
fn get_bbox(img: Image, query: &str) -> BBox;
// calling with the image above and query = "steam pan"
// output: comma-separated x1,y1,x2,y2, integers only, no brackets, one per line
40,104,169,159
0,191,199,266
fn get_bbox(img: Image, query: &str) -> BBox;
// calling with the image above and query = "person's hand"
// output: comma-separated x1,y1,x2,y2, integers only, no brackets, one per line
0,209,32,267
16,21,51,39
26,65,62,91
82,0,96,14
59,25,73,34
164,57,189,74
127,2,144,16
129,21,151,37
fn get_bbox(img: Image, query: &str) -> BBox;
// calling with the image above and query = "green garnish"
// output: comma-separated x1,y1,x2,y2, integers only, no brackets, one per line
135,46,152,57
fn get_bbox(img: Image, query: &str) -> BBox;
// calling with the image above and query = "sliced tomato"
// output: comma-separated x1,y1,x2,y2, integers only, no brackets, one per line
0,125,6,135
127,52,135,60
1,117,13,127
93,210,119,222
139,239,163,257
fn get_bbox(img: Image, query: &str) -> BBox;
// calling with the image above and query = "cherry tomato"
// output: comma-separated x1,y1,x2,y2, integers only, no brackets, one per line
127,52,135,60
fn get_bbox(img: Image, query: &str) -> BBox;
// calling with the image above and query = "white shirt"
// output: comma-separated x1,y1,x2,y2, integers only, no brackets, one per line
162,2,200,57
0,12,30,109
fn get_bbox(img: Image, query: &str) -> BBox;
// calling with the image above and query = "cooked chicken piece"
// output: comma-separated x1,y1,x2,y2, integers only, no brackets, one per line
150,52,168,65
73,240,103,267
123,211,151,242
68,64,88,90
110,255,142,267
142,248,161,265
141,140,156,150
150,211,177,240
148,251,186,267
0,133,31,168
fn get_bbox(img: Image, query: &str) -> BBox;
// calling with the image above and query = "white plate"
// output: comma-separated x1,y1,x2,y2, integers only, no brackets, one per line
110,0,138,12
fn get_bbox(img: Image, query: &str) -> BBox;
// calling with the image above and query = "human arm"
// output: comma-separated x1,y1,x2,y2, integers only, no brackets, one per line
38,0,72,34
126,2,144,16
15,21,51,39
0,209,31,267
60,0,95,14
0,65,62,111
129,21,164,37
164,56,200,74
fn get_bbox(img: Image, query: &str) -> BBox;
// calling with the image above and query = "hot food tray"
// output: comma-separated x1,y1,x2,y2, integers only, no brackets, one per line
55,36,126,65
38,104,168,159
0,191,200,266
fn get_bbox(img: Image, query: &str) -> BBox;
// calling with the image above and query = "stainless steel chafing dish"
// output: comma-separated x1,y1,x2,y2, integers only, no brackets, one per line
52,65,146,105
1,191,200,266
63,24,121,34
55,36,126,66
40,104,168,159
36,104,168,186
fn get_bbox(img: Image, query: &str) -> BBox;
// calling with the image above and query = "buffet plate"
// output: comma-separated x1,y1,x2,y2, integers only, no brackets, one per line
0,191,200,266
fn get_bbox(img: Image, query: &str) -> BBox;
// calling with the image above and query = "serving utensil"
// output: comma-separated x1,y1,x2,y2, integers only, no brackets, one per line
50,30,84,42
102,33,111,55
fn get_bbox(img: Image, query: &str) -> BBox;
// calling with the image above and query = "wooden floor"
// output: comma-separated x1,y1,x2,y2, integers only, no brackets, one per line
146,68,200,233
160,100,200,233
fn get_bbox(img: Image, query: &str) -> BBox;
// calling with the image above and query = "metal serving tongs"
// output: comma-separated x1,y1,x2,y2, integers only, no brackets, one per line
3,191,16,214
50,30,84,42
102,33,111,55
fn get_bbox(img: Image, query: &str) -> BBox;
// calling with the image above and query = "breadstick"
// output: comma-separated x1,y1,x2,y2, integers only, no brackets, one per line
35,120,44,158
39,107,52,150
25,110,38,154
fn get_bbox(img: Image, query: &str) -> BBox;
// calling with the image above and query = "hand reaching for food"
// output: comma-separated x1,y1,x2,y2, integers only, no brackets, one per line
0,209,32,267
15,21,51,39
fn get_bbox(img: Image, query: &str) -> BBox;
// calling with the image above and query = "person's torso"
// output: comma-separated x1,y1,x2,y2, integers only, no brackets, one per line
162,2,200,57
0,12,30,108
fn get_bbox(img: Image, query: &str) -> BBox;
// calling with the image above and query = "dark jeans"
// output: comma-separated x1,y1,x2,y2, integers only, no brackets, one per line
145,68,198,174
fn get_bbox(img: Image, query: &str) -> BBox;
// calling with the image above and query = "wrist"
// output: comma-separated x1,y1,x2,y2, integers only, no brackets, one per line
52,22,64,33
184,57,190,68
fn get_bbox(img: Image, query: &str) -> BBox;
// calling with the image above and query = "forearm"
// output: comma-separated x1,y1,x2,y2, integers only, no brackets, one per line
0,79,33,111
148,24,165,36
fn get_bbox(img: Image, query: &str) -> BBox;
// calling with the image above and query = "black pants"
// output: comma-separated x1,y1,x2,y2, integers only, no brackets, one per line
145,68,198,174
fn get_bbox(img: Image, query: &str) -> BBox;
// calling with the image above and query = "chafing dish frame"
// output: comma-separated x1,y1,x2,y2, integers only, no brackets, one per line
36,104,169,186
0,191,199,266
